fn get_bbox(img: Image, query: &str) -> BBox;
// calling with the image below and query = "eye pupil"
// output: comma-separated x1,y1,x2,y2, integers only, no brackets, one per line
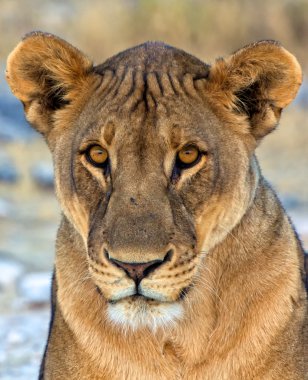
87,145,108,166
178,145,199,165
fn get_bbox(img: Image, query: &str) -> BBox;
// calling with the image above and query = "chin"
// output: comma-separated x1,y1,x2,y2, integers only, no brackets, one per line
106,296,183,332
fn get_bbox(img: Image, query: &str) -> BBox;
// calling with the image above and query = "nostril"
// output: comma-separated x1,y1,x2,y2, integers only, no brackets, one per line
143,249,173,277
164,249,174,263
104,248,110,261
143,259,163,278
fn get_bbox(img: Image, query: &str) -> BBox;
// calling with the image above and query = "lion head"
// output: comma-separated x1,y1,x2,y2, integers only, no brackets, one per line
6,33,301,330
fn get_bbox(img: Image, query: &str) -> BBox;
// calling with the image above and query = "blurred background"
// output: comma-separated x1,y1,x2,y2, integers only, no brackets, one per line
0,0,307,378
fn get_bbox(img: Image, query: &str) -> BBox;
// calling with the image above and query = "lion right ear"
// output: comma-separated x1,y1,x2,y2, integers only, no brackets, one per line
202,41,302,142
6,32,94,135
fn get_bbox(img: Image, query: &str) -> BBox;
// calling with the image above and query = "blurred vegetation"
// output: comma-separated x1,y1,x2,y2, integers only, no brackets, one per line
1,0,308,71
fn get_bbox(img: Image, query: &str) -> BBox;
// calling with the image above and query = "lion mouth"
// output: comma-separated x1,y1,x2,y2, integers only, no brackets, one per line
91,249,198,308
106,287,171,305
95,277,193,306
107,294,149,305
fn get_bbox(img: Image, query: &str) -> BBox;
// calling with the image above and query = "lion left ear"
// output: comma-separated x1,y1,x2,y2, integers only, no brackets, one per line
205,40,302,141
6,32,94,136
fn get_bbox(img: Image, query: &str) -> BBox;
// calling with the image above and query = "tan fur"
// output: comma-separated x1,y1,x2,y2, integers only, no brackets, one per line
6,32,307,379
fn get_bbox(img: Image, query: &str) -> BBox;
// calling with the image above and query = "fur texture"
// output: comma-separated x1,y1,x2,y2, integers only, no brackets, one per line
6,32,307,379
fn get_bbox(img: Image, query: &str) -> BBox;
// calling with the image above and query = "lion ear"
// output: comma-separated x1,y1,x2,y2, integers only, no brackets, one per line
6,32,93,135
206,41,302,141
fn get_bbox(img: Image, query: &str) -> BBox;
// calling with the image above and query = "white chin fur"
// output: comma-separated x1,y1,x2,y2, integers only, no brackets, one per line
107,298,183,332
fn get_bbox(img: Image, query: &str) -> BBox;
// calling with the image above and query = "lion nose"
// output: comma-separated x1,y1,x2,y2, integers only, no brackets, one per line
109,258,163,284
107,250,172,284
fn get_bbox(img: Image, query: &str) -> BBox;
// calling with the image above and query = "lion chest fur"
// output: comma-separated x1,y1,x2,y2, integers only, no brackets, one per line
6,33,307,379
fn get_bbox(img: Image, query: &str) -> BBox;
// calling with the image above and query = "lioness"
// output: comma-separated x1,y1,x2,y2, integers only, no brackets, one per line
6,32,307,379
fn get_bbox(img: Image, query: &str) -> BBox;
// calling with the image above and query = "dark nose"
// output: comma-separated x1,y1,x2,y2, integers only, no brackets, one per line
107,251,172,284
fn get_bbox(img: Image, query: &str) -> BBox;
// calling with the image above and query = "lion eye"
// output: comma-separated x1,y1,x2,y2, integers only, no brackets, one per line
177,145,200,166
86,145,108,167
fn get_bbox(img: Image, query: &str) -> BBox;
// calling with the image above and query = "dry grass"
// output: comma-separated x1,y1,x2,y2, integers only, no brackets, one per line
1,0,308,70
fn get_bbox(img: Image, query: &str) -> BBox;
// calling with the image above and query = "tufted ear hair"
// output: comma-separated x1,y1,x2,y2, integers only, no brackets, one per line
6,32,94,135
204,40,302,141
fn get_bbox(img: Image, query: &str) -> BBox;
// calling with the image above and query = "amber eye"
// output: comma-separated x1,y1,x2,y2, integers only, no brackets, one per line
177,145,200,166
86,145,108,167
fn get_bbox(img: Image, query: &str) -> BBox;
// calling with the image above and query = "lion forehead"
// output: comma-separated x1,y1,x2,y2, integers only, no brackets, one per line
94,41,210,77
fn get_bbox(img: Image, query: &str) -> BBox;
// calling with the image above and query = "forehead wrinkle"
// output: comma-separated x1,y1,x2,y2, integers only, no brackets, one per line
92,70,118,111
160,72,176,97
116,67,134,99
147,72,163,99
105,66,128,102
96,70,115,96
105,68,196,117
121,70,145,112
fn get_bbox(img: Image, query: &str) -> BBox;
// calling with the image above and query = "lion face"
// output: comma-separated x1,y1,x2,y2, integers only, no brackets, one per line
52,69,256,330
6,34,301,330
